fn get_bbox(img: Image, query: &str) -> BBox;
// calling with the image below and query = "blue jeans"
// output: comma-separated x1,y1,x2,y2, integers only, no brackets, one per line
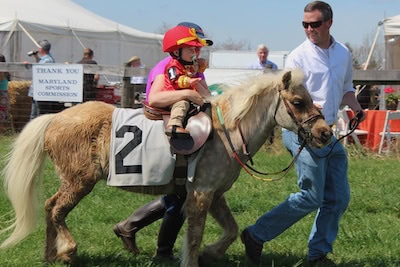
162,194,185,216
247,129,350,260
30,100,39,120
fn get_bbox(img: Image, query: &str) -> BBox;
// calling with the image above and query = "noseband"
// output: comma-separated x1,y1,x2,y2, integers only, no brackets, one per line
275,88,325,144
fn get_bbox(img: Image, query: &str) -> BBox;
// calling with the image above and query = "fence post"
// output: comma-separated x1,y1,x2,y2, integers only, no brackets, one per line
121,66,133,108
120,66,148,108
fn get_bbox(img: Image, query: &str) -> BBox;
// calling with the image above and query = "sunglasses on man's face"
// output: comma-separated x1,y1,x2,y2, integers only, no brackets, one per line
302,21,323,29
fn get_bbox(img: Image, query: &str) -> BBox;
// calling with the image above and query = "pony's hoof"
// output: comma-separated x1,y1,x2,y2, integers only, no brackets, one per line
58,253,76,265
46,246,77,265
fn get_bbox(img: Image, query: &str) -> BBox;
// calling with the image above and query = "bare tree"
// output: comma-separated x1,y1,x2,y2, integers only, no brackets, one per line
345,43,361,69
212,38,250,50
155,22,173,35
351,32,384,70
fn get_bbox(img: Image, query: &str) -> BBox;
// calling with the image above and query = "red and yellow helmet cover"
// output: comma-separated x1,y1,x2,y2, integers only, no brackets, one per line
163,25,208,53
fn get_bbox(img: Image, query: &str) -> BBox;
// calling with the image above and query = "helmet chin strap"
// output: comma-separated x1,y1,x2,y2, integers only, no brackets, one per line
171,49,194,65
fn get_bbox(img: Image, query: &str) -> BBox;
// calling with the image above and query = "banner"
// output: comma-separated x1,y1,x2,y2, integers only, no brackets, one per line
32,64,83,102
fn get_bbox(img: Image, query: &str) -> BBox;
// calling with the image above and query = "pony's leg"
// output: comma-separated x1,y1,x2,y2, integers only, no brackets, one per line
44,179,96,264
181,190,213,267
44,191,71,263
200,194,238,265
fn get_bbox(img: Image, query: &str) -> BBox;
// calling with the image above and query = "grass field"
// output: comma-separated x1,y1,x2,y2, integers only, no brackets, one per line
0,133,400,267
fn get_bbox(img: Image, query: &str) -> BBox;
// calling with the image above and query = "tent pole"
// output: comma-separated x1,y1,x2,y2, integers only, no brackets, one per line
71,29,86,49
356,21,383,97
0,21,18,52
17,22,40,48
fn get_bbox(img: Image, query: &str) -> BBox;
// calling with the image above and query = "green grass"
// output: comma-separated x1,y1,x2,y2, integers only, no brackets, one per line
0,134,400,266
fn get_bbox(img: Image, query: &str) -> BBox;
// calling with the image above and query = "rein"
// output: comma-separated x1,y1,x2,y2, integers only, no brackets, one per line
216,106,285,182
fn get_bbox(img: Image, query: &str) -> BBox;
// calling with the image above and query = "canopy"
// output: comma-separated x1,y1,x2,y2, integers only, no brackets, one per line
384,15,400,69
384,15,400,36
0,0,165,69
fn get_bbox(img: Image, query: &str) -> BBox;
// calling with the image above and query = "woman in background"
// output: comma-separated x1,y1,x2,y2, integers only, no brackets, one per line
0,54,10,124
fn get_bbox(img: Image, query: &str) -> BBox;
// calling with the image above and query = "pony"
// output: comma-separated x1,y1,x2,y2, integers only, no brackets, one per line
0,69,332,267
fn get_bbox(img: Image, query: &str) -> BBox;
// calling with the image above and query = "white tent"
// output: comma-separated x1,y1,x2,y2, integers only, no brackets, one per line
0,0,165,69
384,15,400,36
384,15,400,69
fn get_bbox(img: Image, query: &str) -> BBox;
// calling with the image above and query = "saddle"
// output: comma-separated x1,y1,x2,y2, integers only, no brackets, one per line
143,101,212,155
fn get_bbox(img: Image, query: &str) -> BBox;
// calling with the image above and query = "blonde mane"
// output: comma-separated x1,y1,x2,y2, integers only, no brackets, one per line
211,69,305,133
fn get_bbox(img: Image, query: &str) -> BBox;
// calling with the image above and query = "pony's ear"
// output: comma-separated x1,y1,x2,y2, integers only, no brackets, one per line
282,71,292,90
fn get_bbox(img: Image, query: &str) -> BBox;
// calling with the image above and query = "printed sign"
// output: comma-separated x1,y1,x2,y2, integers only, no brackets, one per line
32,64,83,102
131,76,147,84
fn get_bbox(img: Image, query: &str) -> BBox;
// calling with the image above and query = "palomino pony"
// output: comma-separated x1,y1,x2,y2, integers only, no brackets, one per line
0,70,332,267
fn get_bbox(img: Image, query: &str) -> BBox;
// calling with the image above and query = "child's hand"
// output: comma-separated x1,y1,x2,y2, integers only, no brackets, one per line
189,77,202,87
178,76,201,89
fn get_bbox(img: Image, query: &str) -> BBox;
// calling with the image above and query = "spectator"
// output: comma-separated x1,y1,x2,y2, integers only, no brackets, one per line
248,44,278,71
126,56,142,68
126,56,146,103
77,48,99,101
27,40,63,119
241,1,365,265
0,54,10,123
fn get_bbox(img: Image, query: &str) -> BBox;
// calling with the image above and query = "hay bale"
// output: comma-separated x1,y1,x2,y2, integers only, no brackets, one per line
8,81,32,131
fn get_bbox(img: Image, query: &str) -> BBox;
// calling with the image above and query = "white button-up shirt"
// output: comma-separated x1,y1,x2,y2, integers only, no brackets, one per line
285,37,354,125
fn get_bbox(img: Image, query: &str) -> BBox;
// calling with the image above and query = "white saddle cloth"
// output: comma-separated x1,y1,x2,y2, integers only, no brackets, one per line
107,108,176,186
107,108,203,186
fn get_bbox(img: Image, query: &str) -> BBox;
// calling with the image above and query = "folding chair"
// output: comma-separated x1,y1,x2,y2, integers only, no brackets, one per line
378,111,400,154
335,107,368,146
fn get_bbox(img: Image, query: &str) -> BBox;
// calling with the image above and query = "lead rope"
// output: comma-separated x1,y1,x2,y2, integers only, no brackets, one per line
216,106,304,182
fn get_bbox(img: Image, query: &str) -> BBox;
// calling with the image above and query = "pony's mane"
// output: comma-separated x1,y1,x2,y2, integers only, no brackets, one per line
211,69,305,129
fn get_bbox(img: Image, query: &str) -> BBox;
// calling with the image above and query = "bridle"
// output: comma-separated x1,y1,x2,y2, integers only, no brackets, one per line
275,88,325,146
216,88,325,182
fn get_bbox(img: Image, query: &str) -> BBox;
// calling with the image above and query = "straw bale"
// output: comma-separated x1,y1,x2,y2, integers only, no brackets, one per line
8,81,32,131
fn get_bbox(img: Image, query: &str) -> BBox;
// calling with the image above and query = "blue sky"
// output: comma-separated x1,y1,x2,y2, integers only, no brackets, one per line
72,0,399,52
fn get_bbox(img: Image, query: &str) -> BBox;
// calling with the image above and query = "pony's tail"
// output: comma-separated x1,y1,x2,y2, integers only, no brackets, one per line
0,114,55,249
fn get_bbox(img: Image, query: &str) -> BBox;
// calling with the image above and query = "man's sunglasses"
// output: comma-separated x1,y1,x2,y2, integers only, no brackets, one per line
302,21,323,29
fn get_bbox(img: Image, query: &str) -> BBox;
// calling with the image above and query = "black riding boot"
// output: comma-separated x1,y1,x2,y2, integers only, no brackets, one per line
154,196,186,260
113,197,166,254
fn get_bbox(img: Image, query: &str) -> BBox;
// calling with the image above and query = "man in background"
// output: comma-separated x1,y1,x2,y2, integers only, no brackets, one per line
27,39,61,119
77,48,99,102
248,44,278,71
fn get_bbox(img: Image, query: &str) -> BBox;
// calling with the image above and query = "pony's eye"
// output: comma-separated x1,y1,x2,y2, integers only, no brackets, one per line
292,100,304,107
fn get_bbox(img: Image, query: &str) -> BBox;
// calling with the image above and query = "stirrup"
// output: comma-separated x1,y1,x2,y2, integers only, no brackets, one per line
165,125,191,139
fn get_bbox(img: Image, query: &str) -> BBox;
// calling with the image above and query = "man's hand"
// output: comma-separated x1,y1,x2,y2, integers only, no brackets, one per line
354,109,366,122
313,103,322,110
